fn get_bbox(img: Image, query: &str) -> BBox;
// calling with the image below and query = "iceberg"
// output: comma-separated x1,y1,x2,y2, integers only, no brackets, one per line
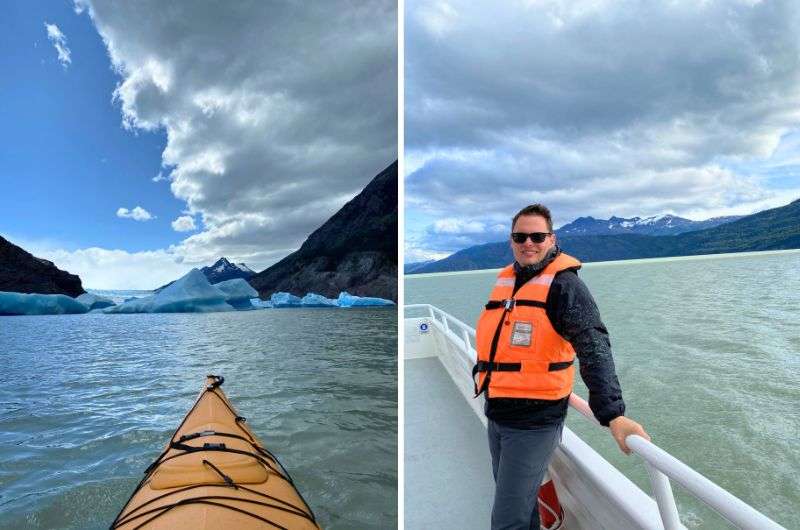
76,292,116,310
213,279,259,310
0,291,89,316
105,269,234,314
337,291,395,307
270,292,302,308
300,293,338,307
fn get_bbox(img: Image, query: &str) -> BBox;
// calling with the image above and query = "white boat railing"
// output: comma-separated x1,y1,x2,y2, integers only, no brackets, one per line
404,304,786,530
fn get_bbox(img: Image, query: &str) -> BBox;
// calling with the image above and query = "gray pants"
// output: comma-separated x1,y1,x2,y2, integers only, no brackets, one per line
488,419,564,530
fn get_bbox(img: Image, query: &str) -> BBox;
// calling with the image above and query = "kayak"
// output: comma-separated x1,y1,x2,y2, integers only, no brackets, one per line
111,375,321,529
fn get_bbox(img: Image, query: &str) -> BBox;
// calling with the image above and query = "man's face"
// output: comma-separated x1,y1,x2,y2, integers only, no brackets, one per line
510,214,555,266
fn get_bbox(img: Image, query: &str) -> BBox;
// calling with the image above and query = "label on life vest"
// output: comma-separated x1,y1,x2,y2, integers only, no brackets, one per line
510,321,533,346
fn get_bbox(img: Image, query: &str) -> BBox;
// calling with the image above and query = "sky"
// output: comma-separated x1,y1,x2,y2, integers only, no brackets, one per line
1,0,396,289
405,0,800,262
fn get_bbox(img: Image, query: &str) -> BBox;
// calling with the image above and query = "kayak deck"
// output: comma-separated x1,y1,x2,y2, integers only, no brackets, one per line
112,376,320,530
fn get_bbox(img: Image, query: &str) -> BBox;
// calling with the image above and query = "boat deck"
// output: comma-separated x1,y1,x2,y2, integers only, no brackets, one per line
404,307,785,530
405,357,494,529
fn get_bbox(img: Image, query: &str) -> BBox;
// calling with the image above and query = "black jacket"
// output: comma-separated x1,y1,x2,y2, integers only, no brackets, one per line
485,251,626,428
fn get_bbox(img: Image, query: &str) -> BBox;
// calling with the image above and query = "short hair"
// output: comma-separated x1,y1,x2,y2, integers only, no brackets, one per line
512,204,553,232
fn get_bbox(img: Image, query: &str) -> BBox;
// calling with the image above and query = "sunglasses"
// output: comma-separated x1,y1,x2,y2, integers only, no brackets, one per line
511,232,552,244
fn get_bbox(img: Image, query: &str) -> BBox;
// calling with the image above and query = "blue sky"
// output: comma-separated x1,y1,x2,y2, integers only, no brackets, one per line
1,0,396,289
405,0,800,262
1,1,177,252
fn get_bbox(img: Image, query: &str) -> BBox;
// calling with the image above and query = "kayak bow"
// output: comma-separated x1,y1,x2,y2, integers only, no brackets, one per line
111,375,321,529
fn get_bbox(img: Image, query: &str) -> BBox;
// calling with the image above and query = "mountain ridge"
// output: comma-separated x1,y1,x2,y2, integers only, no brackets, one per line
249,161,398,301
409,199,800,273
0,235,85,296
556,214,742,236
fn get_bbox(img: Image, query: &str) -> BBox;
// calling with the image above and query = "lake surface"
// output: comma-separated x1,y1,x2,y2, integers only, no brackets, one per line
406,250,799,529
0,308,397,529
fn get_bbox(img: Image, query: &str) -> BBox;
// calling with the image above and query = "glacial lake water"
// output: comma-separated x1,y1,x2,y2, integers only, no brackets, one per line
0,307,397,529
405,250,800,529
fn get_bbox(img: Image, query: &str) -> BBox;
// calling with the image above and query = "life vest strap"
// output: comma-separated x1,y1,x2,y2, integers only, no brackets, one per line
485,299,547,310
473,359,574,376
473,361,522,373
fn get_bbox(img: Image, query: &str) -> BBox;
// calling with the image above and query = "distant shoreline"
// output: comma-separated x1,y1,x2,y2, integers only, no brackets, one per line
404,247,800,279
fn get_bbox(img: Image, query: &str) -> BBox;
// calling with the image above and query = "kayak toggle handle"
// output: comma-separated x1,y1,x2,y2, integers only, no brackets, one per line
206,374,224,390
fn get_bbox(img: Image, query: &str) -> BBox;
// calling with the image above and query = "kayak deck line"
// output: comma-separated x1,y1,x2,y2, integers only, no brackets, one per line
404,304,787,530
111,375,321,530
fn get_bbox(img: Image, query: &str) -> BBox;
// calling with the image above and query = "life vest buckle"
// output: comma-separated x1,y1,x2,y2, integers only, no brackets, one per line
503,298,515,311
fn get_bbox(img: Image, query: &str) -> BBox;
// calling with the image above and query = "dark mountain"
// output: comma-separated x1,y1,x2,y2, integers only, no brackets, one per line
556,214,742,237
404,260,435,273
201,257,254,284
249,161,397,301
410,199,800,273
155,257,255,292
669,198,800,254
0,235,84,296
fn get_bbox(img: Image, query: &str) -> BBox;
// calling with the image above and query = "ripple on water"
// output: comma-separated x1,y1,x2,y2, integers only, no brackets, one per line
0,308,397,530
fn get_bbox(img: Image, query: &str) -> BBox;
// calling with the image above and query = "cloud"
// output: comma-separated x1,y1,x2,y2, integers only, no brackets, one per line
36,246,192,290
171,215,196,232
44,22,71,68
405,0,800,256
74,0,397,269
116,206,154,221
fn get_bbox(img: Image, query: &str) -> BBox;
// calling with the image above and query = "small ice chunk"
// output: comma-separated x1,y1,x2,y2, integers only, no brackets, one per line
106,269,233,313
0,291,89,315
270,292,302,308
76,292,116,310
336,292,395,307
300,293,338,307
249,298,272,309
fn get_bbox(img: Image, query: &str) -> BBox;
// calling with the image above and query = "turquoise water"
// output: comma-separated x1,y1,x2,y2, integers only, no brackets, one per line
406,250,800,529
0,308,397,529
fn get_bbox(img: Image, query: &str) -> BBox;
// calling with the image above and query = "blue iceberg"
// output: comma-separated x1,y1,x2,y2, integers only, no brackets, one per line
76,292,116,310
270,292,302,308
213,278,259,310
105,269,234,314
300,293,338,307
337,291,394,307
0,291,89,316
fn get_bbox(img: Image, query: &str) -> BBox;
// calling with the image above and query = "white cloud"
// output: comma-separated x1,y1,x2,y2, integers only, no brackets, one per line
151,171,168,182
171,215,196,232
44,23,71,68
116,206,154,221
431,218,486,234
405,0,800,256
7,236,195,290
74,0,396,268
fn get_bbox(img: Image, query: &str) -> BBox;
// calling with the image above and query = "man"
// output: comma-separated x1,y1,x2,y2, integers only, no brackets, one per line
473,204,649,530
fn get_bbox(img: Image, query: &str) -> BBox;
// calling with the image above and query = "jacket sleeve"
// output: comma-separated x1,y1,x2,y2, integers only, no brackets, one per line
546,270,625,426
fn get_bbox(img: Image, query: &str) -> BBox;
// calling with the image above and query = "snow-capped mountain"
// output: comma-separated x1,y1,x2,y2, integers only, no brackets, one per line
556,214,742,237
201,257,255,284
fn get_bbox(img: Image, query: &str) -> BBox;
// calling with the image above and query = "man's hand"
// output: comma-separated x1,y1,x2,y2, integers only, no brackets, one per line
608,416,650,455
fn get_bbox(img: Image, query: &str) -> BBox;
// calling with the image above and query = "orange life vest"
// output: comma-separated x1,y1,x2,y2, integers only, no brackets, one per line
473,252,582,400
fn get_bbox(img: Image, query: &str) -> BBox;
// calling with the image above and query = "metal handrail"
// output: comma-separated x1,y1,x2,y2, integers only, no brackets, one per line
404,304,787,530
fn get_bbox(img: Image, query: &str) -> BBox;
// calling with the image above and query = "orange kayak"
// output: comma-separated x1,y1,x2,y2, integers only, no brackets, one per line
111,375,321,529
